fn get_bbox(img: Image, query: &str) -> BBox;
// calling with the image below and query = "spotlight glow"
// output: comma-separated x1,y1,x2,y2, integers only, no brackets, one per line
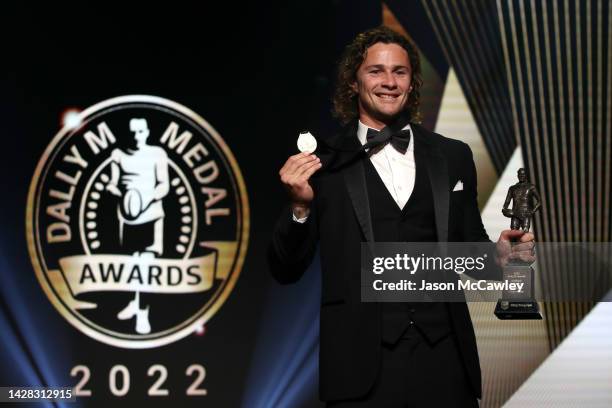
61,108,82,130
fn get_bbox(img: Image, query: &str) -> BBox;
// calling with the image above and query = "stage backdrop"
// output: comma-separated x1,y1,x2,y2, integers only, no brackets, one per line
2,2,611,408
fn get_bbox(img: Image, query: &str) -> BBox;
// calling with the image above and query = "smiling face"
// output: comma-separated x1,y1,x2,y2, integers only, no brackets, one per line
352,42,412,128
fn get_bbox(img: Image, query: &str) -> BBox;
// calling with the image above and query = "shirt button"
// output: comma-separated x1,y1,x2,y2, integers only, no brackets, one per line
397,186,402,190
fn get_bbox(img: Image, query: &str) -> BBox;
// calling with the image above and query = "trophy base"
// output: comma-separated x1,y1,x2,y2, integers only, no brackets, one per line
494,300,542,320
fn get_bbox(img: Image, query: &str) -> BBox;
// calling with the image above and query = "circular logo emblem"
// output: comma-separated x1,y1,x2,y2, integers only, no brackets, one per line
26,95,249,348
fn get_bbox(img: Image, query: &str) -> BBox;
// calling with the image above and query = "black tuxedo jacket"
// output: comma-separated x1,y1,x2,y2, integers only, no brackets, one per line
268,122,494,401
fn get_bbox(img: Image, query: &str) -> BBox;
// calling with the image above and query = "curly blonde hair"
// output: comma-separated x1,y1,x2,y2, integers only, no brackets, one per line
332,26,422,125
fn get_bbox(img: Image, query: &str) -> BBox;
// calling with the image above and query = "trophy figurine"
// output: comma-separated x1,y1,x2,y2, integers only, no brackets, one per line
495,168,543,319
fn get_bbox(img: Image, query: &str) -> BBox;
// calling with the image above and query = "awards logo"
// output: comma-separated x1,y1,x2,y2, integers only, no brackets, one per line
26,95,249,348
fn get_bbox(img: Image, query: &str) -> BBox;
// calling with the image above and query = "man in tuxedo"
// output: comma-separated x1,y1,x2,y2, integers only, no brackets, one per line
269,26,534,406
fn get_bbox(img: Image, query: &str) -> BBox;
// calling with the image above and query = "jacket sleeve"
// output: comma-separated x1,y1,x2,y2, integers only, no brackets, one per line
267,203,319,284
461,143,491,243
460,143,503,281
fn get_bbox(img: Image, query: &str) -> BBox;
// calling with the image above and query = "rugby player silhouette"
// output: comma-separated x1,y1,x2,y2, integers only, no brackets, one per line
106,118,170,334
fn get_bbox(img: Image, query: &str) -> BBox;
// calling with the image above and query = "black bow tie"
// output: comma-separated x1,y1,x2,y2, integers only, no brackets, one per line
364,127,411,154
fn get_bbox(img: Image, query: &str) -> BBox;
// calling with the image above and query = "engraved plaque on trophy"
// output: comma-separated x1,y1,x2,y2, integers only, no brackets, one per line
494,168,543,320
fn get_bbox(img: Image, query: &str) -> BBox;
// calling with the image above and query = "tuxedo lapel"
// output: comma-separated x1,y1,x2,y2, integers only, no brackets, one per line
413,125,449,243
327,123,375,251
343,159,375,248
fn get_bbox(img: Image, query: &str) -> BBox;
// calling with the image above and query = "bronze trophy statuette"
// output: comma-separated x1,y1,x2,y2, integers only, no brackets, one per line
495,168,543,320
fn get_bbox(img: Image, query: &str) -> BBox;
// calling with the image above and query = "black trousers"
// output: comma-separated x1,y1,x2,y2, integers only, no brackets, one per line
326,329,478,408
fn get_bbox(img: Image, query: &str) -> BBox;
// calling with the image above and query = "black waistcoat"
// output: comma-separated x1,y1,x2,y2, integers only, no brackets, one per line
363,145,452,345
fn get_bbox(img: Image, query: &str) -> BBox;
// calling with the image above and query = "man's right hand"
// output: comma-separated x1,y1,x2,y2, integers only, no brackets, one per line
279,152,322,218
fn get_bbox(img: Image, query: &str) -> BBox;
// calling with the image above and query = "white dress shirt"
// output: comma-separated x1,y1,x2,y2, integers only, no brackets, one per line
293,120,415,223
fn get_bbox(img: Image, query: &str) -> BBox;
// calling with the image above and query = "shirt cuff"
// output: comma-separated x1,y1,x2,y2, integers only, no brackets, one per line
292,212,309,224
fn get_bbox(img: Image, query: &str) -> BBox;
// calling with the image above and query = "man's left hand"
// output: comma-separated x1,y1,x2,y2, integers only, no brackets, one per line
496,229,535,267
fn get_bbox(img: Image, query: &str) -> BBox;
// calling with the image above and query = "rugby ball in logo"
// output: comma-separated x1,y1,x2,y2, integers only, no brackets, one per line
123,189,143,219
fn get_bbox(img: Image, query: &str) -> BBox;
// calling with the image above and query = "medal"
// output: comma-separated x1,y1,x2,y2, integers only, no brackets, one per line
297,131,317,153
